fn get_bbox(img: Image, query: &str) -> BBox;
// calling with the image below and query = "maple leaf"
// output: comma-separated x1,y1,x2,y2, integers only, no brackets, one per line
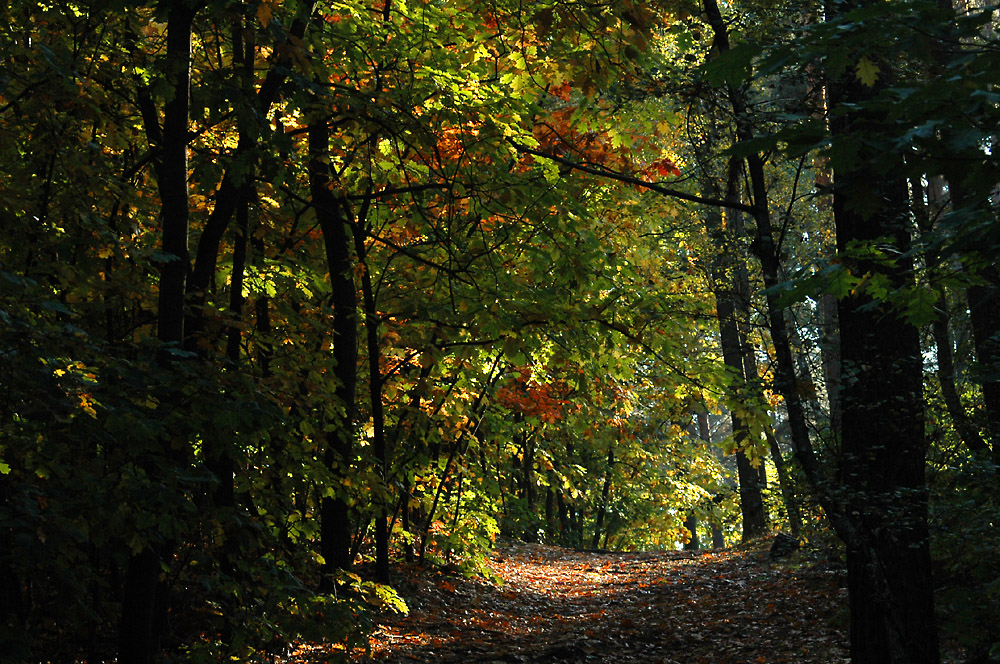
256,1,273,28
855,56,878,87
653,157,681,178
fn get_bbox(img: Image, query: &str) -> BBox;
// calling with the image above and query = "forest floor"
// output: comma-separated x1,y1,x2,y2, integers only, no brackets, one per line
320,538,852,663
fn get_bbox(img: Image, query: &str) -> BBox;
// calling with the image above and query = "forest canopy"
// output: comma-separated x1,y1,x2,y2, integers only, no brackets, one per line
1,0,999,662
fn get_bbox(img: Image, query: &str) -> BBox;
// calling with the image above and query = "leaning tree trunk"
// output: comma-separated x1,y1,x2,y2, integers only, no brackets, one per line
931,0,1000,470
702,183,768,542
941,168,1000,465
912,176,988,455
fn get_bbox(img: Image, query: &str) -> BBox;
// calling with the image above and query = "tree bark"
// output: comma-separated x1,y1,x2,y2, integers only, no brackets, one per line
703,185,768,541
119,4,194,662
309,119,359,581
826,3,939,658
592,446,615,549
353,201,390,583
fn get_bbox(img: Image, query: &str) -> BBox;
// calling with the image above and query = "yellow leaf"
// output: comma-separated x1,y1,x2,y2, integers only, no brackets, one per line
855,56,878,87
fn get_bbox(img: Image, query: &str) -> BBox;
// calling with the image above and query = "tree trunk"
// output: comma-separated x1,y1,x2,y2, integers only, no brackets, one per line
309,119,359,581
683,513,700,550
592,446,615,549
912,176,988,454
826,4,939,657
354,204,390,583
119,4,194,662
703,192,768,541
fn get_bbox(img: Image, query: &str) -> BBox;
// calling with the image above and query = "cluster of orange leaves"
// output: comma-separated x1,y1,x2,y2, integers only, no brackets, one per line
533,107,680,181
493,368,572,423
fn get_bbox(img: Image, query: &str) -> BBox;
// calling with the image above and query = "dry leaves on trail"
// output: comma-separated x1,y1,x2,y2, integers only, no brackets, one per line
352,540,849,664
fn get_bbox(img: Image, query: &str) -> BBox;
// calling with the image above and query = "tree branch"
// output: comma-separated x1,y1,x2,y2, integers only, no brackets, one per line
506,138,756,213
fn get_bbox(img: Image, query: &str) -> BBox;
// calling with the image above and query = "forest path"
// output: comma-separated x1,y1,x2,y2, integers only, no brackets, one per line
353,540,849,664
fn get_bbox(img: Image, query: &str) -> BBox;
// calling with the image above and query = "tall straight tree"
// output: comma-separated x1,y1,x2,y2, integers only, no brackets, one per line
703,188,768,542
308,117,359,580
824,1,939,661
118,3,195,662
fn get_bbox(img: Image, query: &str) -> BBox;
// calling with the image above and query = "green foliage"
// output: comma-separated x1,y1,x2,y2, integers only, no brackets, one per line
929,455,1000,661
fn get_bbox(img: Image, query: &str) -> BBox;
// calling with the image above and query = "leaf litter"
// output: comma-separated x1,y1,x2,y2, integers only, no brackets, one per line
351,539,849,664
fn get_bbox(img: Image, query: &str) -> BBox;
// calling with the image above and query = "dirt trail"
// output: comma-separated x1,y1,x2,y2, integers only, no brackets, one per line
358,541,849,664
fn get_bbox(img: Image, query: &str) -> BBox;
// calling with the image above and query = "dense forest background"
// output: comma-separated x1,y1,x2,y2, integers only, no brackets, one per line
2,0,999,662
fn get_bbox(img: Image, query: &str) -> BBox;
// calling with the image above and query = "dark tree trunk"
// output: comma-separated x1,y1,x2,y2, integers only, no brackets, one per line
152,4,193,359
703,194,768,541
309,119,359,581
591,446,614,549
119,4,194,662
912,176,988,454
826,5,939,658
932,295,989,453
353,203,390,583
683,513,700,550
966,271,1000,465
834,200,938,663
